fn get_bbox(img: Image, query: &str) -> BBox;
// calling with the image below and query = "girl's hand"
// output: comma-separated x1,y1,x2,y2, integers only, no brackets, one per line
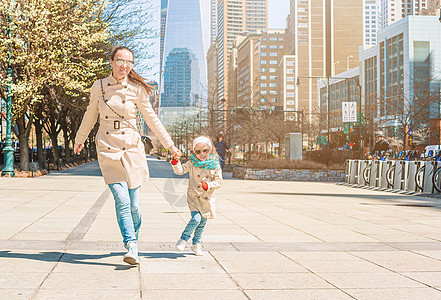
169,145,181,159
201,181,208,191
74,143,84,154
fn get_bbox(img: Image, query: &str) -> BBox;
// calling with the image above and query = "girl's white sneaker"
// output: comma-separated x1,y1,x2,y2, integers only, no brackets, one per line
175,238,186,251
191,243,204,256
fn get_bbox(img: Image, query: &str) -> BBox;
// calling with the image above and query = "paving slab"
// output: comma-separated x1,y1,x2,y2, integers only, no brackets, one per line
1,159,441,299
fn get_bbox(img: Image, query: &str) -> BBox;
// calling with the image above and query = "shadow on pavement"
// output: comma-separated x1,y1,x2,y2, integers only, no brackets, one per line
147,157,188,179
0,250,187,271
49,161,102,177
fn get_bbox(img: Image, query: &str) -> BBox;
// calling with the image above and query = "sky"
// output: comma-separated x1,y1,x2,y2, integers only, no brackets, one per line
143,0,291,82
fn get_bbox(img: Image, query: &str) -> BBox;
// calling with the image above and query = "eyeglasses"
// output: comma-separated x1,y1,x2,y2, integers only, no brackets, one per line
115,59,134,68
194,149,210,155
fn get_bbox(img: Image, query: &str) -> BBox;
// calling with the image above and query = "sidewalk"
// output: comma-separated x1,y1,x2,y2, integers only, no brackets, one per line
1,158,441,299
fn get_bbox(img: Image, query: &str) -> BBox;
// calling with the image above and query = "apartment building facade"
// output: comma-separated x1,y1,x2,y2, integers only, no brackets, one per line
287,0,363,119
359,16,441,143
216,0,268,110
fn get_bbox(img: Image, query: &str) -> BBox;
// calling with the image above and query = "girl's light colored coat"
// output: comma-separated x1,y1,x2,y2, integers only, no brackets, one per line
172,160,223,219
75,74,174,188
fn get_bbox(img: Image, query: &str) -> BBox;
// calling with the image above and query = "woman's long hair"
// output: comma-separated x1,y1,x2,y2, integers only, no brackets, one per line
110,46,152,95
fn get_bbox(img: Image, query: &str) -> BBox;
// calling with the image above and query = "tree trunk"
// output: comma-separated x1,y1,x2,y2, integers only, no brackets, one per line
34,120,45,170
17,115,31,171
63,127,71,162
49,131,60,170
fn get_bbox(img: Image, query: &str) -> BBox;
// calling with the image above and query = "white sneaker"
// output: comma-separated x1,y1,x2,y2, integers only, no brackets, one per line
191,243,204,256
123,241,139,265
175,238,186,251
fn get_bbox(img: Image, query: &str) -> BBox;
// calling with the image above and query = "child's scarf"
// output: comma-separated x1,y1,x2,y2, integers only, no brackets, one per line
189,154,220,170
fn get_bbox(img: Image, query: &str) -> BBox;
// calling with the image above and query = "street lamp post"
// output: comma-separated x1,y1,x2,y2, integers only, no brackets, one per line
356,81,363,158
2,1,15,177
346,55,353,71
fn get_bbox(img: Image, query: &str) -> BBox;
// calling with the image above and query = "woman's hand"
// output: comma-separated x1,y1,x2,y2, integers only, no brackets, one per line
74,143,84,154
169,145,182,160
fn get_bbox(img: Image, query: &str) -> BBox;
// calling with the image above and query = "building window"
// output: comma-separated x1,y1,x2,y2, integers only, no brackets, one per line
261,106,267,110
286,61,294,66
261,68,266,72
261,90,267,95
261,52,267,56
269,37,277,41
287,92,295,97
260,98,266,103
270,52,277,57
271,98,276,102
286,69,294,74
287,100,295,105
261,83,267,87
270,45,277,49
269,76,277,80
261,45,267,49
269,83,277,87
270,68,277,72
261,75,267,80
261,60,267,64
269,60,277,64
269,90,277,95
279,37,283,41
287,76,295,81
287,84,295,89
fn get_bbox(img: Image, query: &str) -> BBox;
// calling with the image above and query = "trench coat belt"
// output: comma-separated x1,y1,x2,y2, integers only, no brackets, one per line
100,119,137,129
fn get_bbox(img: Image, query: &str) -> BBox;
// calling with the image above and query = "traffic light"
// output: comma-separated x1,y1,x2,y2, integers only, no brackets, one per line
408,135,413,146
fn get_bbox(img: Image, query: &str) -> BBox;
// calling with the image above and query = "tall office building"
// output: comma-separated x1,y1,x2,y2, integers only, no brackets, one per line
287,0,363,117
380,0,429,28
210,0,218,44
217,0,268,110
160,0,210,124
364,0,380,46
161,48,200,108
160,0,168,82
360,16,441,141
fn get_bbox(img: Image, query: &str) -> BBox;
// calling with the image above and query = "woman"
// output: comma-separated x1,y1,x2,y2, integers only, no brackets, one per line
74,46,180,265
214,134,230,171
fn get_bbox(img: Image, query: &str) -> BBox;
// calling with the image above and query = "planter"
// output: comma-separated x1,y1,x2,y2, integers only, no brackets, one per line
232,167,346,182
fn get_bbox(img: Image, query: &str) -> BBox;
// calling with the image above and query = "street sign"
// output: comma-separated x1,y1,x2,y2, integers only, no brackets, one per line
342,102,357,123
343,123,350,134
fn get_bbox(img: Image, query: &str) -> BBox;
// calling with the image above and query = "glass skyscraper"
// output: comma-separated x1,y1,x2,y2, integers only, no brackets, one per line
161,48,200,107
159,0,210,124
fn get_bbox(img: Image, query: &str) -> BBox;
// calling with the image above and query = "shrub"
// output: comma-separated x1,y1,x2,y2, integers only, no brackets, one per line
245,158,344,170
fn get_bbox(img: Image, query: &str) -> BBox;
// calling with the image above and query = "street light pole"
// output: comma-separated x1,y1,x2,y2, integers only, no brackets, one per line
2,1,15,177
346,55,353,71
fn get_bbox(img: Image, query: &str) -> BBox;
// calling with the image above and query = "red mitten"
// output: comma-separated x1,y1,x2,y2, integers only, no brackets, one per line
171,159,179,165
201,181,208,191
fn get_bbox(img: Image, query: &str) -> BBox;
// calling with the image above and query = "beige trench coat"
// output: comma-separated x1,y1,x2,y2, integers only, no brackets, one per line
75,74,174,188
172,160,223,219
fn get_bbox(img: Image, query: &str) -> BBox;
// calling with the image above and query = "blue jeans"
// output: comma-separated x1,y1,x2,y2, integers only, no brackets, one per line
219,155,226,170
180,211,207,245
108,182,141,244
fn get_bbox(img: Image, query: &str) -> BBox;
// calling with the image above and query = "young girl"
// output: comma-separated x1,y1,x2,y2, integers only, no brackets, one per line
171,136,223,256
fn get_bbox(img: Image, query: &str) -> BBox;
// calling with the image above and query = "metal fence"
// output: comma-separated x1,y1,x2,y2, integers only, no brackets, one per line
346,156,441,195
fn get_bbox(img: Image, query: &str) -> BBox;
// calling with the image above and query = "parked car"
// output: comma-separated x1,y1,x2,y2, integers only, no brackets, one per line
420,145,441,158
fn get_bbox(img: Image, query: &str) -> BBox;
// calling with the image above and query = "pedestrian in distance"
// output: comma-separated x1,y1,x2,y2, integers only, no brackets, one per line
368,131,391,159
74,46,180,265
171,136,223,256
214,134,230,171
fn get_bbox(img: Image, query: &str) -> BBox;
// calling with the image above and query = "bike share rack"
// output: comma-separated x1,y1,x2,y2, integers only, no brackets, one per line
346,158,441,195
